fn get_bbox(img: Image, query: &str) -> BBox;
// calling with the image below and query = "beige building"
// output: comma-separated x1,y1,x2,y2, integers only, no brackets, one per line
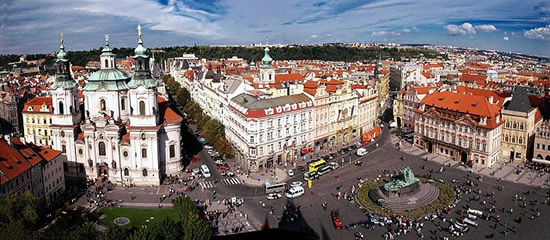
534,121,550,164
326,80,359,147
23,96,53,147
0,91,19,132
501,86,543,163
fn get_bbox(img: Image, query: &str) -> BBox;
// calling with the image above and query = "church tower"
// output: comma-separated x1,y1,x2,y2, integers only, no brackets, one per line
50,33,81,176
259,41,275,83
128,24,159,127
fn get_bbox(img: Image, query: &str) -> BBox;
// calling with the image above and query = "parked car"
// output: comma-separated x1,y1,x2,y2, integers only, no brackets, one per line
214,159,226,165
266,193,282,200
226,171,235,177
354,160,363,166
288,169,295,176
329,162,340,170
331,210,343,230
290,181,303,187
191,157,201,162
217,165,230,171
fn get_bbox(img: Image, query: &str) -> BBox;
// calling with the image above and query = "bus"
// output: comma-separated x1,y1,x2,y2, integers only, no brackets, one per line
265,182,287,194
308,159,327,172
317,165,332,176
200,165,211,178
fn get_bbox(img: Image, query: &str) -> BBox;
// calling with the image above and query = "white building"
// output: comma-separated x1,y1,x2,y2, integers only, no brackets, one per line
50,29,183,186
225,93,314,171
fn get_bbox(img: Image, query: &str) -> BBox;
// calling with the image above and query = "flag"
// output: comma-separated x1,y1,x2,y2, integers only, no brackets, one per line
337,109,341,121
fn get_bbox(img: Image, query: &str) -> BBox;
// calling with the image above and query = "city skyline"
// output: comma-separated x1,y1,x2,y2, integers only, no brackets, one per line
2,0,549,56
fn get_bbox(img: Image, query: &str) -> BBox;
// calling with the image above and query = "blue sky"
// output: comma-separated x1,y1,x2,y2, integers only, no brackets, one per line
1,0,549,56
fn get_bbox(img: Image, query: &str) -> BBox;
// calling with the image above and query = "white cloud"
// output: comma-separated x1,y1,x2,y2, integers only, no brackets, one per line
524,25,550,40
503,36,509,41
326,33,333,37
475,24,497,32
401,28,411,33
310,34,319,38
445,22,476,35
371,31,388,37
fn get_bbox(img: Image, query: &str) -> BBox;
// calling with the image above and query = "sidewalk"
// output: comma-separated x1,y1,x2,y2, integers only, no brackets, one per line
237,168,288,187
389,134,550,188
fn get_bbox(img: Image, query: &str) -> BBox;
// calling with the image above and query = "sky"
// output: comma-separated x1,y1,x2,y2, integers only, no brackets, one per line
1,0,549,56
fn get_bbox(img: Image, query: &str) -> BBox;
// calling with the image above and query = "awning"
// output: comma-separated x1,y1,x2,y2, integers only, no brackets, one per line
308,147,314,152
301,149,309,154
533,158,550,165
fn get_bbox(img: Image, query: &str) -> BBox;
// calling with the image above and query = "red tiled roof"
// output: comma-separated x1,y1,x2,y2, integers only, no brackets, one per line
275,73,304,82
423,64,444,70
304,88,317,96
327,79,343,85
351,84,366,89
23,96,52,113
421,71,433,79
413,86,435,95
326,85,337,93
420,91,501,117
380,69,389,74
304,81,319,89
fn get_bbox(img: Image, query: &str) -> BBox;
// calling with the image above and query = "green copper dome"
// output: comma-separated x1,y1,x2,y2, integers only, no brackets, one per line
261,46,273,65
84,69,130,91
134,42,148,58
101,34,114,56
56,37,69,62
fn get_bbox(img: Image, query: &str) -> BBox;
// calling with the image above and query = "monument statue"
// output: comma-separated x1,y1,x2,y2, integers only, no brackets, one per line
383,167,419,192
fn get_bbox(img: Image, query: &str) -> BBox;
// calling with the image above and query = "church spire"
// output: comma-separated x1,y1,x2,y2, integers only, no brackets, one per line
128,24,156,89
51,32,77,89
261,38,273,66
134,24,148,58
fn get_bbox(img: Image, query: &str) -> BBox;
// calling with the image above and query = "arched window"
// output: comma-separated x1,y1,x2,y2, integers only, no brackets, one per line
100,99,106,111
121,98,125,110
519,137,523,144
98,142,106,156
139,101,146,115
537,154,543,159
124,168,129,176
504,135,508,142
505,121,509,128
111,160,117,169
142,168,148,176
520,123,524,130
546,155,550,161
88,159,93,167
513,122,517,129
511,136,515,143
104,59,108,68
58,101,64,114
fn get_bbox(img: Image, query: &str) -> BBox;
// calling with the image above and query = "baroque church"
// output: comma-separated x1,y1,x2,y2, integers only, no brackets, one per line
50,26,183,186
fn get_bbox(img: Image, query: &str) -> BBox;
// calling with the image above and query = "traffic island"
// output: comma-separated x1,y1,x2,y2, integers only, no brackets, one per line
357,168,456,218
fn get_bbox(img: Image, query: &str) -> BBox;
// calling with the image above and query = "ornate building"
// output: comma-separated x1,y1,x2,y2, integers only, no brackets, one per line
50,28,183,186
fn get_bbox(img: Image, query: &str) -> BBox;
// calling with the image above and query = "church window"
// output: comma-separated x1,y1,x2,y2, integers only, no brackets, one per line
104,59,108,68
88,160,93,167
59,101,64,114
121,98,125,110
141,148,147,158
169,145,175,158
98,142,106,156
123,151,128,158
139,101,146,115
61,131,65,137
62,145,66,153
269,74,272,81
142,168,148,176
78,148,83,155
100,99,106,111
111,160,117,169
124,168,129,176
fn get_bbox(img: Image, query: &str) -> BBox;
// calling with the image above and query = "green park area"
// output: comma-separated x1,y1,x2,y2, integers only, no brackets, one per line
99,207,178,230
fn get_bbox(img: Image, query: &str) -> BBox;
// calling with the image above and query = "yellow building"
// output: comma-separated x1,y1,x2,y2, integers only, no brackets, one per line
501,86,543,162
326,80,359,147
23,97,53,147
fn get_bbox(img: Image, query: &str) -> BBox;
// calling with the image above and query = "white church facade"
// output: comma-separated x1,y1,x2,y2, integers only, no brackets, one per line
50,28,183,186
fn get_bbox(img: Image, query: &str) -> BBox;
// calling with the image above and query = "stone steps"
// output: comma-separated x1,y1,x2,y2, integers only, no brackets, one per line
380,184,439,211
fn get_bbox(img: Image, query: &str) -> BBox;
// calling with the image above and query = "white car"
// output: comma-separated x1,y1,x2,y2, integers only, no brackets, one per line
266,193,282,200
290,181,303,187
288,169,295,176
226,171,235,177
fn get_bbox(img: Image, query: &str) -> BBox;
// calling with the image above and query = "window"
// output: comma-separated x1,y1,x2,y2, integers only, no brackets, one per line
100,99,106,111
62,145,66,153
142,148,147,158
78,148,83,155
142,169,148,176
123,151,128,158
104,59,108,68
124,168,129,176
249,136,255,144
58,101,64,114
111,160,116,169
121,98,126,110
98,142,106,156
169,145,175,158
139,101,146,115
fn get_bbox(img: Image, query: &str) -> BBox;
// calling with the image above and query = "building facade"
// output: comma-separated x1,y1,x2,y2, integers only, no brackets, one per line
23,96,53,147
50,29,183,186
413,91,502,168
501,86,543,163
225,93,314,171
534,121,550,165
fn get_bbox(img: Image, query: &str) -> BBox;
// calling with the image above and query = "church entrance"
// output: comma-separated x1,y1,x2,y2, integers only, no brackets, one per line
97,163,109,178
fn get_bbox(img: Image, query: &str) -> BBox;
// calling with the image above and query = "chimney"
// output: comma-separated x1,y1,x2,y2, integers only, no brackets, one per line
488,96,494,104
4,134,12,146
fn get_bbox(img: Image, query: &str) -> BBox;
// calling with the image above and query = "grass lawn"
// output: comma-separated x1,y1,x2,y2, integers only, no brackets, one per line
99,207,178,230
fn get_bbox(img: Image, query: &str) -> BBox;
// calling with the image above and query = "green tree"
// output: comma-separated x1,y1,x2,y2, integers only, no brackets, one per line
176,88,190,107
104,225,127,240
0,191,39,226
173,196,198,221
150,217,182,240
69,223,102,240
0,220,36,240
182,212,211,240
203,119,224,145
197,115,211,130
127,228,151,240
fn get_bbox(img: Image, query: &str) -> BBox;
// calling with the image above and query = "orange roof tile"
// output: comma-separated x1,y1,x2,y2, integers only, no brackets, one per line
420,91,500,117
23,96,52,113
275,73,304,82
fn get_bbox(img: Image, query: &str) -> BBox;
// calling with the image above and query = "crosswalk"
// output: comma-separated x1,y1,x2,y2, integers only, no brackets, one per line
200,177,242,189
